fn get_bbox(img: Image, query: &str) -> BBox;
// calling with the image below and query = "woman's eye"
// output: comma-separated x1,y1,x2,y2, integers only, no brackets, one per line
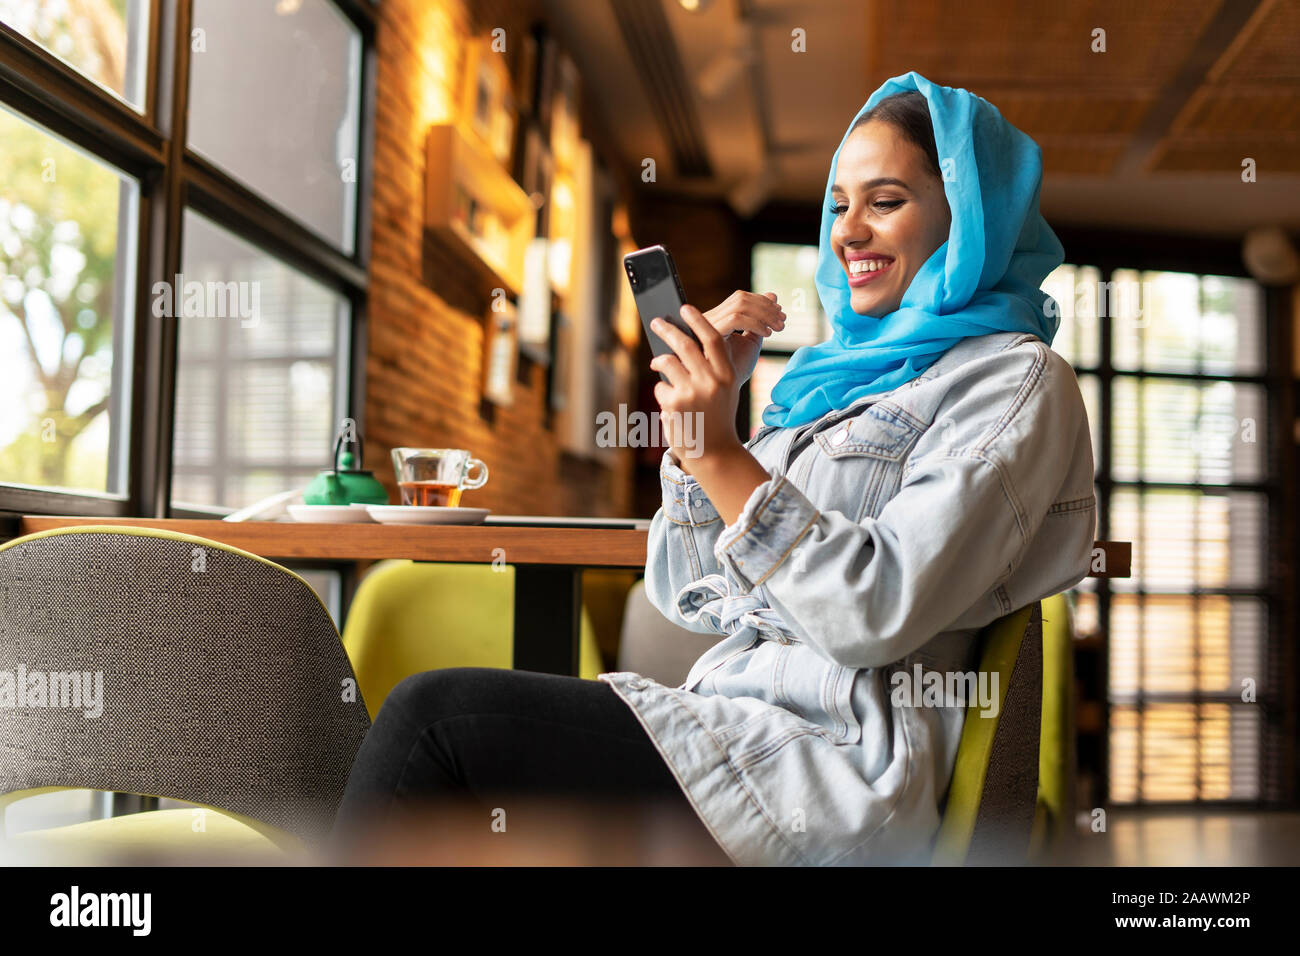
829,199,903,217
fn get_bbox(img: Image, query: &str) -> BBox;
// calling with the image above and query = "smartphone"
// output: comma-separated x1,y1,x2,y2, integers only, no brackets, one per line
624,244,699,382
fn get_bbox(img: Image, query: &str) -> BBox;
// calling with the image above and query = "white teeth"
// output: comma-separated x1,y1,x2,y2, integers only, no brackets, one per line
848,258,891,275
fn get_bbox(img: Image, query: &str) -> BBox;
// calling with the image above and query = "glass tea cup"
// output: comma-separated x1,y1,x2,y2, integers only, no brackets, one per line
391,448,489,507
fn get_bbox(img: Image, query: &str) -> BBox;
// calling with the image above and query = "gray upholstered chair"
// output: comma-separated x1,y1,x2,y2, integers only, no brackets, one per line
616,578,721,686
0,526,371,859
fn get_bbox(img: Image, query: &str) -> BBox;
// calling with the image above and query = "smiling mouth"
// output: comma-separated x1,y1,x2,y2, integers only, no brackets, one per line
846,257,894,287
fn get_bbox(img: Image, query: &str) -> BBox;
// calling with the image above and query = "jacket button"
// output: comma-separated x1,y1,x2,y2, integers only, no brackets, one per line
831,427,850,446
628,677,650,691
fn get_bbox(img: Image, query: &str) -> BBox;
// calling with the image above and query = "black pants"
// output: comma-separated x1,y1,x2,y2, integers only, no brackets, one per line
331,667,728,864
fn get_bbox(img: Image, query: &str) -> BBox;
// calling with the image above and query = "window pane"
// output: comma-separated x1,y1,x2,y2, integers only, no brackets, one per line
1112,377,1266,484
747,354,788,439
1109,594,1266,697
1199,274,1265,375
1110,488,1266,591
171,210,349,511
1112,269,1264,375
1043,263,1101,368
0,0,150,109
750,242,825,349
188,0,361,252
0,105,136,496
1110,702,1258,802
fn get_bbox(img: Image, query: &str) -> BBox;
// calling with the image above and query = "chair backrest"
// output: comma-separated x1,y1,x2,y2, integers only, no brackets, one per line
1030,591,1077,861
616,578,722,687
0,527,371,846
931,601,1043,865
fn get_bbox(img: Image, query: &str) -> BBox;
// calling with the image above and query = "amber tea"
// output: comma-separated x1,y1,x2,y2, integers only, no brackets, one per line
399,481,462,507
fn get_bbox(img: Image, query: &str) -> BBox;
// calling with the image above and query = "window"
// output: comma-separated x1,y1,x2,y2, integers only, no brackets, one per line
1041,262,1268,804
171,210,350,512
747,242,827,434
187,0,362,252
0,0,150,110
1093,269,1269,803
0,105,137,498
0,0,374,830
0,0,374,518
1042,263,1104,472
745,242,1278,804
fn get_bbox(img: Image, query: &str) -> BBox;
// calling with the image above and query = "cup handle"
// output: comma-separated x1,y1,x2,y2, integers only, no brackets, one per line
463,458,489,490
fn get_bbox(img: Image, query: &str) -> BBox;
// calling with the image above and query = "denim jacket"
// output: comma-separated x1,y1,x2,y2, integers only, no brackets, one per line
597,330,1097,866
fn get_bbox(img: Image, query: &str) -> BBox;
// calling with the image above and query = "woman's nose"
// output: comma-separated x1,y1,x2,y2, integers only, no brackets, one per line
832,212,870,246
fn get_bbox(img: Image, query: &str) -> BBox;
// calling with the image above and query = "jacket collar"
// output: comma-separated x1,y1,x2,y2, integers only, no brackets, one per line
907,330,1039,388
802,331,1039,429
752,331,1044,445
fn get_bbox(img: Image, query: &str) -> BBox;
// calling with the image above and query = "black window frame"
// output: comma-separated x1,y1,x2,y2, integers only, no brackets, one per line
1057,228,1293,809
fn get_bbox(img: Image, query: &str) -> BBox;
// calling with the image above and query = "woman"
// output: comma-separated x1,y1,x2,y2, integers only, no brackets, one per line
331,71,1097,866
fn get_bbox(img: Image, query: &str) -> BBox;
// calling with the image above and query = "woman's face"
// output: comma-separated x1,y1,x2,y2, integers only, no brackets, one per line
829,119,952,316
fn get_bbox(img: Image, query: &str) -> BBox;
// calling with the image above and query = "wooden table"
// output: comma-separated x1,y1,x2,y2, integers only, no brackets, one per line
14,516,1131,677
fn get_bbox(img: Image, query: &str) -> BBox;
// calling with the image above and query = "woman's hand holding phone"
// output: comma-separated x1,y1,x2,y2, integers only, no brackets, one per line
649,301,779,525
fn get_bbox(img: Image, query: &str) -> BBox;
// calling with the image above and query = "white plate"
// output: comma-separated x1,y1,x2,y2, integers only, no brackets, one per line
287,504,376,523
365,505,490,526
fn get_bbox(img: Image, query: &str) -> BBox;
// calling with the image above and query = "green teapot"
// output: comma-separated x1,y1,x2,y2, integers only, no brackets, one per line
303,433,390,506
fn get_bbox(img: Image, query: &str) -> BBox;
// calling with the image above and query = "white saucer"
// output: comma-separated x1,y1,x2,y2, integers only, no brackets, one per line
365,505,490,526
287,504,377,523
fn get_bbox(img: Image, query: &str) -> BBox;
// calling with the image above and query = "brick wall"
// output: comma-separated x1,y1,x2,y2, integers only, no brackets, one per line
363,0,635,517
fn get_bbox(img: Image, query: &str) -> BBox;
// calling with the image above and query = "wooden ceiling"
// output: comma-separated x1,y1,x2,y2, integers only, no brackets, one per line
870,0,1299,177
540,0,1300,235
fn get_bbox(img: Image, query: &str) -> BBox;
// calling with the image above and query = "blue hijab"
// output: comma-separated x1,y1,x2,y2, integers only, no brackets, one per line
762,71,1064,428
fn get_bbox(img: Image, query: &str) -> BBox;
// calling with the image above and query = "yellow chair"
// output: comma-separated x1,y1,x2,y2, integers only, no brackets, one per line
341,560,607,720
931,600,1045,865
1029,591,1077,862
2,795,285,865
0,526,370,864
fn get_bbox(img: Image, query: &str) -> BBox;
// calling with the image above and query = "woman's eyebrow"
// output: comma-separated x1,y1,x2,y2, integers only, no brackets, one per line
830,177,913,195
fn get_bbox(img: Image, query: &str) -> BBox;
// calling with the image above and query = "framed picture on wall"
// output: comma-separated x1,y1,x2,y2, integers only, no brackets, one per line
482,299,519,407
550,51,580,173
518,236,553,362
461,35,517,169
520,123,553,226
492,98,517,167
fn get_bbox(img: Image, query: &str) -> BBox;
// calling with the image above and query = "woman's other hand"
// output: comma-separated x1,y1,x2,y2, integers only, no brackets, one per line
703,291,784,386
